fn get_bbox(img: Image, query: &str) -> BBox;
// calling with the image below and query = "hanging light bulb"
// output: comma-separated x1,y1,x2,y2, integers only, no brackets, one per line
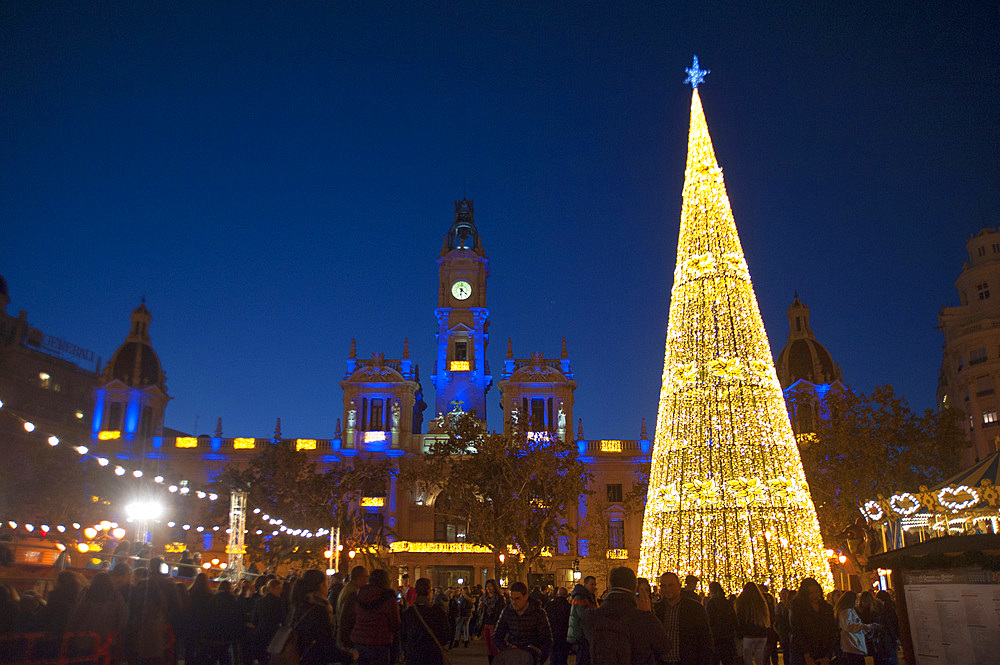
48,436,59,446
23,422,35,432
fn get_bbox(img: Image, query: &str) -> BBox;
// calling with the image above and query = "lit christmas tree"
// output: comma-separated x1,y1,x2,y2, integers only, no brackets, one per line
637,58,833,592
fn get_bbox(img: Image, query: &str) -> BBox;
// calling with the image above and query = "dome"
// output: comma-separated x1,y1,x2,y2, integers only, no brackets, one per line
103,301,166,390
775,295,841,388
108,341,164,388
777,337,839,387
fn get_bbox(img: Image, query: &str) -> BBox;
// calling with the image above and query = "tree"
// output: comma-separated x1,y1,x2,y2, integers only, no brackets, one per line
401,411,590,583
212,443,393,571
800,385,965,546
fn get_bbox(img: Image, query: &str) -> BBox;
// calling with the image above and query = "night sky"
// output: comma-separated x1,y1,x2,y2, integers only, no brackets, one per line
3,3,998,440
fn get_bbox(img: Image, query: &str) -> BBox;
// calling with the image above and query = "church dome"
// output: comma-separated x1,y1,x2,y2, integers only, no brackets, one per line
774,295,842,388
103,301,166,390
108,341,164,388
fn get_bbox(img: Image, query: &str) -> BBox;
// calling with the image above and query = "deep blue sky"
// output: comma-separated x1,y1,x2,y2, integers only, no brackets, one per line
3,3,998,439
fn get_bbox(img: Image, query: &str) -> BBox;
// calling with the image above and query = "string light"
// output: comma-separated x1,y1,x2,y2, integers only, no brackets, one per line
637,85,833,592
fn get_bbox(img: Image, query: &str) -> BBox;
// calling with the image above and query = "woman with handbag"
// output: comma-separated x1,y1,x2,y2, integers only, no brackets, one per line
401,578,452,665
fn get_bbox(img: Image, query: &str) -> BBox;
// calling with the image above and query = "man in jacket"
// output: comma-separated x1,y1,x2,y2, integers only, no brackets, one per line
351,568,401,664
582,566,671,665
495,581,552,665
568,575,598,665
336,565,368,649
545,587,572,665
653,572,713,665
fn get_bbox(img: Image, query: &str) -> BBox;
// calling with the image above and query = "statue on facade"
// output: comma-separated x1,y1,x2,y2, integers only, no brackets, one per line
391,400,401,428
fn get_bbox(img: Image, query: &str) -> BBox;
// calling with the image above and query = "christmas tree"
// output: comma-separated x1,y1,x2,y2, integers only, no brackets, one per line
637,59,833,591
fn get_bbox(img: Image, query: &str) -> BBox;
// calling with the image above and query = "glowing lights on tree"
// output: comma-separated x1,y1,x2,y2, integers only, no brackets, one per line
637,71,833,592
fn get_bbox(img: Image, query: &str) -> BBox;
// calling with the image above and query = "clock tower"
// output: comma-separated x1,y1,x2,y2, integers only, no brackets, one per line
431,199,492,421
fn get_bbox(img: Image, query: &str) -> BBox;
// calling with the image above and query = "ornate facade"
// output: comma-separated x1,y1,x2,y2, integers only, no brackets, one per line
938,227,1000,465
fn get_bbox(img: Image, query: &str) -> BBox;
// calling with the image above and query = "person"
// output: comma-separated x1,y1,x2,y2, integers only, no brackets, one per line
351,568,401,665
336,565,368,649
544,587,571,665
0,585,19,634
653,571,713,665
582,566,671,665
251,578,285,662
177,549,196,578
735,583,771,665
872,591,900,665
773,589,792,665
452,585,475,648
706,582,738,665
832,591,872,665
398,574,416,608
67,571,129,639
480,579,508,663
288,569,356,665
682,575,700,601
432,586,450,615
128,557,180,665
187,572,214,664
567,575,598,665
401,577,451,665
494,581,552,665
205,580,242,665
327,572,345,610
788,578,836,665
40,570,84,633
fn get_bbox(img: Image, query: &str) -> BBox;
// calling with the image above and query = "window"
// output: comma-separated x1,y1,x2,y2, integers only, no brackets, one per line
140,406,153,438
993,243,1000,253
608,519,625,549
530,398,545,430
577,539,590,557
984,410,998,425
795,316,801,332
978,246,987,257
370,398,383,430
607,483,624,503
978,283,990,300
454,342,467,361
434,493,468,543
107,402,123,431
970,348,988,365
38,372,50,388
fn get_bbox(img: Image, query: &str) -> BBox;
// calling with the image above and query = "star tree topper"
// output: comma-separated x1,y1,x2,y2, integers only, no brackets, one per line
684,55,710,89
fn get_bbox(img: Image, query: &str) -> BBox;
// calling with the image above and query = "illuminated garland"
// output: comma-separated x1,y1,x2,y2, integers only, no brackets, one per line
0,398,337,542
862,480,999,525
636,78,833,592
889,492,921,516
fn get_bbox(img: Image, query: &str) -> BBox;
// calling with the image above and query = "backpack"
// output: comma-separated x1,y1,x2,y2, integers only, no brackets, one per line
588,606,632,665
267,609,309,665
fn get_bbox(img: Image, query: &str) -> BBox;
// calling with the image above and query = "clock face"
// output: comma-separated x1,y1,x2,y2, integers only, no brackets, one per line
451,280,472,300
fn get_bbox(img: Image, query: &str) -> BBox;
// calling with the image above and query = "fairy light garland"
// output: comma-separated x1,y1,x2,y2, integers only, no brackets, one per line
636,71,833,592
0,397,333,541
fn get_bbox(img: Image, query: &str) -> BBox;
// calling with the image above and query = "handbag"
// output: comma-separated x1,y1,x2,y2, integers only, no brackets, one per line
412,603,453,665
267,608,310,665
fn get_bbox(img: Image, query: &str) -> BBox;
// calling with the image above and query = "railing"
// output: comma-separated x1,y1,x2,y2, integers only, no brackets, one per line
0,631,124,665
584,439,642,453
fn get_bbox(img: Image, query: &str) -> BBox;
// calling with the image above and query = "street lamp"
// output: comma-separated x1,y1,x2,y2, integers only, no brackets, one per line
125,500,164,548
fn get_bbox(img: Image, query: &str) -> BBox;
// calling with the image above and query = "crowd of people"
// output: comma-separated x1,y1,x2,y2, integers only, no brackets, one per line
0,555,902,665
